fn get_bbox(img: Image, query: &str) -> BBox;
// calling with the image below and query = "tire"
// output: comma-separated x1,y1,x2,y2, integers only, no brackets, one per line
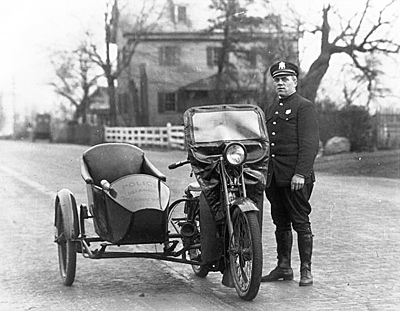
55,202,77,286
229,208,262,301
190,249,210,277
168,198,210,277
189,201,210,277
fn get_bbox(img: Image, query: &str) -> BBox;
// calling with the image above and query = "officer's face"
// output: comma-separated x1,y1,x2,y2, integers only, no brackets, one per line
273,75,297,98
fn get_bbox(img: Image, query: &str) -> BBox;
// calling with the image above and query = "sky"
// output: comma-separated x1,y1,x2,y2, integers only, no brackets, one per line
0,0,399,134
0,0,105,134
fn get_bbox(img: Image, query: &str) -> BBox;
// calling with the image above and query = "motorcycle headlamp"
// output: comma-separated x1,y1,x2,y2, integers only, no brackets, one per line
224,143,247,166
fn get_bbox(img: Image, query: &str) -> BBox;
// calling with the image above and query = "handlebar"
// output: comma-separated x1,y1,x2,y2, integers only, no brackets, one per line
168,159,190,170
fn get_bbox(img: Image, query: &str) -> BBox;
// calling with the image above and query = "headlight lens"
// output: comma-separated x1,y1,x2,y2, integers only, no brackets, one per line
224,143,247,166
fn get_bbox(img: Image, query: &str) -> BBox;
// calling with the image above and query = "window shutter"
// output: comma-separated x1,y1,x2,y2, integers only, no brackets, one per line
175,46,181,65
206,46,212,66
158,92,165,113
250,49,257,68
177,90,186,112
159,47,164,65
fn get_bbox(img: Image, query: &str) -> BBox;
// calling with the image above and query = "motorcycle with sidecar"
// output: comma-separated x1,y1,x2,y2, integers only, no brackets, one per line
54,104,269,301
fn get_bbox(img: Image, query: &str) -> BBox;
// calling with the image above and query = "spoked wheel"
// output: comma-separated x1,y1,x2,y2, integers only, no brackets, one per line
54,190,79,286
188,206,210,278
167,198,210,277
229,208,262,301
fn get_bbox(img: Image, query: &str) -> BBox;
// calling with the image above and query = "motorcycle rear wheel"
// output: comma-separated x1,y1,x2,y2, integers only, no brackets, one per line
229,208,262,301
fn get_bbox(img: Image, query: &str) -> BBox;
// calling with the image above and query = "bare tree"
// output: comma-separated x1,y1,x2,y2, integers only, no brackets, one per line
208,0,299,107
208,0,286,106
299,0,400,104
84,0,161,126
50,42,100,124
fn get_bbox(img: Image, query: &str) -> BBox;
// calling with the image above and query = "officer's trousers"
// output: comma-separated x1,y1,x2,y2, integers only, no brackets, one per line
265,174,313,235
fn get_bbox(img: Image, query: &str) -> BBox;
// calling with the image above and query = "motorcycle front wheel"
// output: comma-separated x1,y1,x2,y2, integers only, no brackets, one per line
229,208,262,301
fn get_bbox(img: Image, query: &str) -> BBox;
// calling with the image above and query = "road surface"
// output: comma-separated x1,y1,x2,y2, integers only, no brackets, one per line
0,140,399,310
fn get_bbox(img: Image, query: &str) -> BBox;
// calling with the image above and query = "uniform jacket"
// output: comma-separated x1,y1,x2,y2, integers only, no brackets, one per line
265,92,319,187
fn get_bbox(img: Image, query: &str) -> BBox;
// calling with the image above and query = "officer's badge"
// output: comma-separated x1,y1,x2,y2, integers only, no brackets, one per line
278,62,286,70
285,109,292,115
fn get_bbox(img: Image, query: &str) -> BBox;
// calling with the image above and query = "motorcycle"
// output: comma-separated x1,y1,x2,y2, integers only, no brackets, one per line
54,104,269,301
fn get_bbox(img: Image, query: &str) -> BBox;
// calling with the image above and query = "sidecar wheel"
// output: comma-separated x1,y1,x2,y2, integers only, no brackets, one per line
55,192,78,286
190,204,210,277
229,208,262,301
190,249,210,277
168,198,209,277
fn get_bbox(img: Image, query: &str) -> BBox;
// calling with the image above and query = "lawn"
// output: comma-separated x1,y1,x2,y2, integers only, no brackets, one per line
314,149,400,179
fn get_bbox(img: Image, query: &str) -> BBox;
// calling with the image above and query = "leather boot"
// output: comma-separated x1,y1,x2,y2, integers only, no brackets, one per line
298,233,313,286
261,231,293,282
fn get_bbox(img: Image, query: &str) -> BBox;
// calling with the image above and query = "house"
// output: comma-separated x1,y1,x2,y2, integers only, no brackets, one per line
87,87,110,126
111,0,299,126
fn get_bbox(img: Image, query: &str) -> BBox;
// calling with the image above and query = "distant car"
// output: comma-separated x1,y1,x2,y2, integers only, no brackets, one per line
32,113,52,142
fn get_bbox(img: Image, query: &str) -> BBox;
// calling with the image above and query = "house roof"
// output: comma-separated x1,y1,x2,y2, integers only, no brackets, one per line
181,74,239,91
123,31,278,42
181,74,259,91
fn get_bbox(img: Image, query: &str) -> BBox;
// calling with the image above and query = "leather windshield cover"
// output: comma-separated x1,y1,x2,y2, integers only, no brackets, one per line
183,104,269,222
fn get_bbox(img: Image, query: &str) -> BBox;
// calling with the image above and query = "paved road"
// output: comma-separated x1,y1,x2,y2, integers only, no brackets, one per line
0,140,399,310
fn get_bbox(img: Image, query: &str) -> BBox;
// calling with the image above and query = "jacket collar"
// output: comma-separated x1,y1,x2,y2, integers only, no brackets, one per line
279,92,297,102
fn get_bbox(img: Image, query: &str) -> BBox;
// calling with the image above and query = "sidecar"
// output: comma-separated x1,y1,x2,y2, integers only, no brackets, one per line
54,143,198,286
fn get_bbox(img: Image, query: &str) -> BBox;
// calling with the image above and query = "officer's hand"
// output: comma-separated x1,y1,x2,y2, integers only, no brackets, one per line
291,174,305,191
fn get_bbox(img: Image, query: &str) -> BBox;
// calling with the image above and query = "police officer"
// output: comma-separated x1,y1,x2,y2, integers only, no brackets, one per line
261,61,319,286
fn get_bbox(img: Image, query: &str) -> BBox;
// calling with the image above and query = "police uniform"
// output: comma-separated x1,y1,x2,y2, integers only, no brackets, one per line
262,61,319,286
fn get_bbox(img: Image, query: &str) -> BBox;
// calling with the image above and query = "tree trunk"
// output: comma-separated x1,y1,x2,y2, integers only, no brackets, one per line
107,77,117,126
298,5,332,103
299,52,331,102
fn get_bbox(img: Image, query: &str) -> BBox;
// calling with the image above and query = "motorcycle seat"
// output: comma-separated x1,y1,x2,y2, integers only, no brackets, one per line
187,181,201,192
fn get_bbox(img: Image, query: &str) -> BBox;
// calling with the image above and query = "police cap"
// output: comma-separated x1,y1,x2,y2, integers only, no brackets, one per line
270,61,299,78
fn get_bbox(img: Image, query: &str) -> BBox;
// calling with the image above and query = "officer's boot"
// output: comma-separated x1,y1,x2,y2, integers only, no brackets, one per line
298,233,313,286
261,231,293,282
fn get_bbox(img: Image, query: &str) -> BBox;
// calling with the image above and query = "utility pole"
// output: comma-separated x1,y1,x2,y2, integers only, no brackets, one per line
12,76,17,138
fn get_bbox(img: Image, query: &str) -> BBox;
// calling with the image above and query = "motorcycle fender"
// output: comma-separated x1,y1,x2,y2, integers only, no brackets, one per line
55,189,79,240
230,197,259,213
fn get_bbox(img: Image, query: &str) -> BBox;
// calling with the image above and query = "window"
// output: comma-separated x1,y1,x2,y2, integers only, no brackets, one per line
235,49,257,68
244,49,257,68
206,46,223,67
159,46,181,66
165,93,176,111
177,6,187,23
158,92,177,112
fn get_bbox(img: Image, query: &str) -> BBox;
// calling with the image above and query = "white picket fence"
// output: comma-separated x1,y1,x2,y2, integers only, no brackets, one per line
104,123,185,149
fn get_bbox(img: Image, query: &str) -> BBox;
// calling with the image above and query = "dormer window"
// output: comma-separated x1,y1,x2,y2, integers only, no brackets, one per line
177,6,187,23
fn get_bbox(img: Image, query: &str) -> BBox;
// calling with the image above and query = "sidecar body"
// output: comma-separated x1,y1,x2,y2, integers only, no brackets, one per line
81,143,170,244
